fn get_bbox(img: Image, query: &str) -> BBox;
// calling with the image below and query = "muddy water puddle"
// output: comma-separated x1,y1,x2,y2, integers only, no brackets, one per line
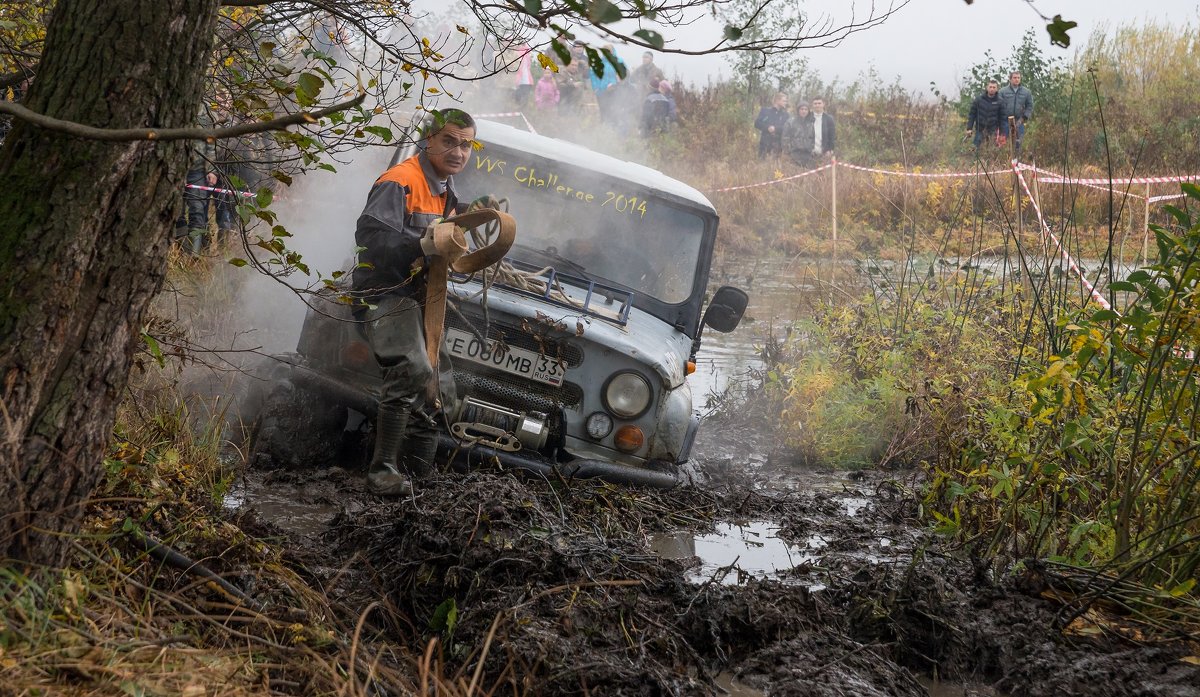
223,474,342,537
650,521,822,585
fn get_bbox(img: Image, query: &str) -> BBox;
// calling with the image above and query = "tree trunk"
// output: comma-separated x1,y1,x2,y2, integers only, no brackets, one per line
0,0,219,566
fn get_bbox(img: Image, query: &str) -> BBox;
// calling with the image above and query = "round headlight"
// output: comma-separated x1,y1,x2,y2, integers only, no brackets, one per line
585,412,613,439
603,372,652,418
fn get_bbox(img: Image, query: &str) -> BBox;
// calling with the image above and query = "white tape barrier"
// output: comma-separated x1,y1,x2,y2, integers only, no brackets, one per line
709,160,1200,199
838,161,1010,179
1037,173,1200,185
185,183,255,198
1012,162,1112,310
475,111,538,135
1150,193,1188,204
710,163,833,192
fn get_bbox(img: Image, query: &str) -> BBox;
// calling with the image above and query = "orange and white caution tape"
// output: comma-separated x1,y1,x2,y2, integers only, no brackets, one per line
1036,173,1200,185
710,163,833,192
838,162,1010,178
476,111,538,135
185,183,255,198
1149,193,1188,204
1012,161,1112,310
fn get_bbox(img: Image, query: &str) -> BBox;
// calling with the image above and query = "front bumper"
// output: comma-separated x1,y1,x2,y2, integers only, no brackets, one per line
283,361,681,489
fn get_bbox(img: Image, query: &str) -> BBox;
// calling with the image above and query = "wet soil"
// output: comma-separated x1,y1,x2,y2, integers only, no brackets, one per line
227,423,1200,696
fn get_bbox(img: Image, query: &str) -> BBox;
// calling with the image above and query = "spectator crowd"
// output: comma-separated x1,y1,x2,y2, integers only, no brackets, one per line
508,43,677,136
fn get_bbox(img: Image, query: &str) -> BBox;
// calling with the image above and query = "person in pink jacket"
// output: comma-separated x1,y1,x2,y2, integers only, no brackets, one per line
535,70,560,111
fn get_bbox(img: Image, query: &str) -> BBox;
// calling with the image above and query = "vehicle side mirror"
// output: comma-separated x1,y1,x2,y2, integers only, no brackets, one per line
702,286,748,333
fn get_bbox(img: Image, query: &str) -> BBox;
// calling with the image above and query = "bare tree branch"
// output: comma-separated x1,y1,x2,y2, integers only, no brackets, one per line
0,91,365,142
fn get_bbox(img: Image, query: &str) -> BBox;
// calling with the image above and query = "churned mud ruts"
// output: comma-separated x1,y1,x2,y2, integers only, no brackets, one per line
229,423,1200,696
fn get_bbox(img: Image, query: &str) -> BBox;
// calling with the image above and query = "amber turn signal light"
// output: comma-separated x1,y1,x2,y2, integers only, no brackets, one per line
614,425,644,453
686,361,696,375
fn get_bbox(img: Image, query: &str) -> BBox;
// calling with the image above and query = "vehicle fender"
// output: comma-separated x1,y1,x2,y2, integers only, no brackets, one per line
647,380,693,462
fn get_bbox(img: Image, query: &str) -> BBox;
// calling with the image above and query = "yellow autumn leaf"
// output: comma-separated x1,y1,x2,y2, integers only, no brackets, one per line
1180,656,1200,666
537,53,558,73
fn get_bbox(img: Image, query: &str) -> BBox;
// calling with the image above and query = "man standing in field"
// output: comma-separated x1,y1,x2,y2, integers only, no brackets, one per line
351,109,475,495
967,79,1003,153
754,92,789,158
999,70,1033,155
810,98,836,159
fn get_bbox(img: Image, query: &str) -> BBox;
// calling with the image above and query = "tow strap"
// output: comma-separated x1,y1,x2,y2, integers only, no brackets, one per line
422,208,517,404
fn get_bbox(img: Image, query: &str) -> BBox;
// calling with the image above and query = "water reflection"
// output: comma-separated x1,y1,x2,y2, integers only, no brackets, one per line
650,520,824,585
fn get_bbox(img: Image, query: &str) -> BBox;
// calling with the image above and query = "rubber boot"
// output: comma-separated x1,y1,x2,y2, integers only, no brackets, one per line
367,408,413,496
404,410,440,479
187,228,206,255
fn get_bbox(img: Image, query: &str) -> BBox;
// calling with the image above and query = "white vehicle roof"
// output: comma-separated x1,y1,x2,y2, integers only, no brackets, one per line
474,119,716,213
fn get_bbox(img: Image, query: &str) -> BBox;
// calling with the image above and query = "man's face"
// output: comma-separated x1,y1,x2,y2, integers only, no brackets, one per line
774,94,787,108
987,83,998,96
1010,73,1021,87
642,54,652,65
812,99,825,114
425,123,476,178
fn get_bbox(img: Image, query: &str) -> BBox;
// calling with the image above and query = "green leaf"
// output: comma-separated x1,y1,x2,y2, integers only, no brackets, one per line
588,0,622,24
585,46,605,79
1045,15,1078,48
228,258,249,267
140,332,164,368
1090,309,1119,322
363,125,394,141
601,47,626,79
632,29,664,50
1126,270,1152,284
318,163,337,173
1162,206,1191,228
429,597,458,634
271,225,292,238
256,188,274,208
723,25,744,41
1107,281,1137,293
296,72,324,98
550,39,572,66
271,170,293,186
1182,182,1200,201
524,0,542,14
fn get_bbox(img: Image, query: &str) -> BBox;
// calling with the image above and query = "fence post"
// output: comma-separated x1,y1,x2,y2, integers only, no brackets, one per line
1143,182,1151,264
831,156,838,243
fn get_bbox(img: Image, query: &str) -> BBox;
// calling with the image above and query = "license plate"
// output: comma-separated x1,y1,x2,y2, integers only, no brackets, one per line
444,327,565,386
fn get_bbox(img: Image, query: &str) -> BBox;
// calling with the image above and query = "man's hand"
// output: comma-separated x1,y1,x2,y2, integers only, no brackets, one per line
206,171,217,186
767,125,775,134
419,225,440,257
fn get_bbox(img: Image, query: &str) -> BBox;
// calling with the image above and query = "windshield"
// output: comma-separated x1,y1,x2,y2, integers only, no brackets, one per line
454,146,706,304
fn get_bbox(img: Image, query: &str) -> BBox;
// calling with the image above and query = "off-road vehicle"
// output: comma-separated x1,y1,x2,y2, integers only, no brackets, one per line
248,119,747,487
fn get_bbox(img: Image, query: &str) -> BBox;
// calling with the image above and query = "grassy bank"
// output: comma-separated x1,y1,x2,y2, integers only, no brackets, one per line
741,186,1200,634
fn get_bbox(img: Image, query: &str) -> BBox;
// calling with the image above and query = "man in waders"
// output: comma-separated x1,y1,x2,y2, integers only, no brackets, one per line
351,109,476,495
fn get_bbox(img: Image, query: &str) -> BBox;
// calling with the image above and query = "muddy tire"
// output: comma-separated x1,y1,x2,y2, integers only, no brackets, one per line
246,374,349,470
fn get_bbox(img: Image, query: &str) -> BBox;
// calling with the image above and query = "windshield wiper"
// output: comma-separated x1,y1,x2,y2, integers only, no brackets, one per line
511,243,591,279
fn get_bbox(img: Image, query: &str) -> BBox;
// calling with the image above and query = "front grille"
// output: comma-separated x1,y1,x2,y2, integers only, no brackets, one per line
447,311,584,367
453,368,584,411
452,369,576,444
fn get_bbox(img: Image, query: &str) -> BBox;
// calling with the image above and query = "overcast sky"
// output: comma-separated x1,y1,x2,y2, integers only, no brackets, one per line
640,0,1200,96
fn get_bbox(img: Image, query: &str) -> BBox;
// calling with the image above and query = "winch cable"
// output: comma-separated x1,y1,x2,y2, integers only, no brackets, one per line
462,195,587,314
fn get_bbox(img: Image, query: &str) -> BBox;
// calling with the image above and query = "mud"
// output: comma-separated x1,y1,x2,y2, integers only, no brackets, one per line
226,422,1200,696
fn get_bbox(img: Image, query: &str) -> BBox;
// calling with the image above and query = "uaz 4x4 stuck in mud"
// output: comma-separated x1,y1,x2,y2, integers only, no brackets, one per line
247,119,747,488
